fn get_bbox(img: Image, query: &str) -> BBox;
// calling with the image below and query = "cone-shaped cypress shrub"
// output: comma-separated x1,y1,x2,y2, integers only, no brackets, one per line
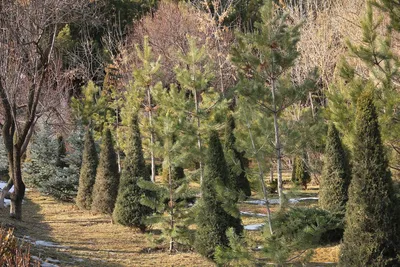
56,135,67,168
194,131,243,259
113,115,152,231
319,124,351,213
224,114,251,198
291,155,311,189
76,129,98,210
339,93,400,266
91,129,119,215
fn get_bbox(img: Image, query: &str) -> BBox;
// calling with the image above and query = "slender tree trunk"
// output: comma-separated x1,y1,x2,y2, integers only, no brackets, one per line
168,164,175,253
194,91,203,185
147,88,156,183
271,79,284,206
245,117,273,235
270,168,274,183
10,147,25,220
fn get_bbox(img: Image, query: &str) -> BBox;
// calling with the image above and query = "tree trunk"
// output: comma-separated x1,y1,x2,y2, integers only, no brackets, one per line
194,91,203,185
168,164,175,253
245,117,273,235
10,147,25,220
147,88,156,183
270,168,274,183
271,79,284,207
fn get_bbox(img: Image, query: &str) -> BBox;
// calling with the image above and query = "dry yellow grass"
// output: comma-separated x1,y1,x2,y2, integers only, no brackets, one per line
0,190,212,267
0,184,338,266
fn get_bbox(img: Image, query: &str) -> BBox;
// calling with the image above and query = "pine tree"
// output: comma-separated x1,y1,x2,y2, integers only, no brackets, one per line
194,131,242,259
56,135,67,168
231,0,316,205
113,115,152,230
339,93,399,266
319,123,351,213
91,129,119,215
224,114,251,198
291,155,311,189
76,129,98,210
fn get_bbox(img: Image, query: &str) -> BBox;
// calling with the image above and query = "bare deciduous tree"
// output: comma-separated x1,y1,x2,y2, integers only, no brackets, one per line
0,0,91,220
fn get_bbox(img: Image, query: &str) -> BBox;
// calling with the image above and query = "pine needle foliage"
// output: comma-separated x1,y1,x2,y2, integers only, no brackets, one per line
113,115,153,231
91,129,119,215
194,131,242,260
339,93,400,266
319,124,351,213
76,129,98,210
262,207,343,265
224,114,251,198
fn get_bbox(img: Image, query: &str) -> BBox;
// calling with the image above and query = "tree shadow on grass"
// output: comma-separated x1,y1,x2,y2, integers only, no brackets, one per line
0,191,123,267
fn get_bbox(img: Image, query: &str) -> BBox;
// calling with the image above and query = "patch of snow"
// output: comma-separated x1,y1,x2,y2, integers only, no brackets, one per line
4,199,10,207
240,211,267,217
74,258,84,262
244,223,265,231
244,197,319,205
45,258,60,264
0,182,13,192
31,256,41,262
41,262,59,267
34,240,68,249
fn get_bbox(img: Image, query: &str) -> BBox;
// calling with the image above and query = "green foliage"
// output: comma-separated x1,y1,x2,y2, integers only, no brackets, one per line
327,2,400,156
91,129,120,215
24,125,79,201
291,155,311,189
76,129,98,210
215,228,253,267
262,207,344,265
224,114,251,198
339,93,400,266
319,124,351,213
113,115,152,230
139,176,195,250
194,131,242,259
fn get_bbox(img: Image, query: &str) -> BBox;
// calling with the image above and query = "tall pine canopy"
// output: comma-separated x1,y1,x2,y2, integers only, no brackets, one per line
91,129,119,215
76,129,98,210
339,93,399,266
224,114,251,198
194,131,242,259
319,124,350,213
113,114,152,231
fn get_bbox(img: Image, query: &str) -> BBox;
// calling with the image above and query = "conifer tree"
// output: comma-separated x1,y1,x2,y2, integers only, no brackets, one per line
194,131,242,259
113,115,152,230
291,155,311,189
175,36,226,185
224,114,251,198
231,0,316,205
56,135,67,168
91,129,119,215
76,129,98,210
319,124,351,213
339,93,399,266
138,84,197,250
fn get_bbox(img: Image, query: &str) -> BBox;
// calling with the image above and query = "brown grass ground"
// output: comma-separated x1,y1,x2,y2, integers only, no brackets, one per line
0,183,338,266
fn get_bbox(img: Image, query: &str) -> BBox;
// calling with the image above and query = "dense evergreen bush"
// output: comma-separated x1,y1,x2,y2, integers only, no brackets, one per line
291,155,311,189
224,114,251,198
339,93,400,266
319,124,351,213
194,131,242,259
91,129,119,215
76,129,98,209
113,115,153,230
